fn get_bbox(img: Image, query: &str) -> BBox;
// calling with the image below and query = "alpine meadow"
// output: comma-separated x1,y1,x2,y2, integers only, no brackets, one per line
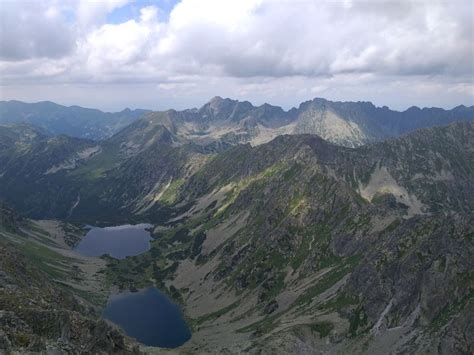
0,1,473,354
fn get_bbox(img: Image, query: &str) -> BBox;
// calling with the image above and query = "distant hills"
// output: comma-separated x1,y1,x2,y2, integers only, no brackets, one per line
1,97,473,146
0,100,150,140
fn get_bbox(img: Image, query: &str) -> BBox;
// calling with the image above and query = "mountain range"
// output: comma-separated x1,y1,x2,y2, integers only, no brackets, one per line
0,97,473,354
1,97,473,146
0,100,150,140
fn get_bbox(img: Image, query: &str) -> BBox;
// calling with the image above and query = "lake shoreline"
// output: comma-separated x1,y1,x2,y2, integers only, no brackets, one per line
102,286,192,348
74,223,153,259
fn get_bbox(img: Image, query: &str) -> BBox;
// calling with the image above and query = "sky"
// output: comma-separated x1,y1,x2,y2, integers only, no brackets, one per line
0,0,473,112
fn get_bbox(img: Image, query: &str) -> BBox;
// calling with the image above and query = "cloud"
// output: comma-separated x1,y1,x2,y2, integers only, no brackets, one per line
0,1,75,61
145,0,472,78
65,0,472,81
0,0,472,110
76,0,131,29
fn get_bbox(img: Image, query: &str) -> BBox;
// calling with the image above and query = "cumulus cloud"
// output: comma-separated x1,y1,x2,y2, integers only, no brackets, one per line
0,1,75,60
159,0,472,78
77,0,474,79
0,0,472,109
76,0,131,29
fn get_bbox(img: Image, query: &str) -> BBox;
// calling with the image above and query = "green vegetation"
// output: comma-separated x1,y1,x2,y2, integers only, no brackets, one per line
0,117,472,353
295,255,361,308
13,332,30,347
317,293,359,312
168,284,183,303
71,145,118,179
60,283,108,306
159,178,185,205
192,301,239,327
349,305,369,337
382,218,401,234
236,313,280,335
431,287,474,330
290,224,333,271
310,321,334,338
3,236,77,281
215,162,288,216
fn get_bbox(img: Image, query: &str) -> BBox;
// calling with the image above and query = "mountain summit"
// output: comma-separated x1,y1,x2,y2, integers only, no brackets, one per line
2,98,472,147
0,98,473,354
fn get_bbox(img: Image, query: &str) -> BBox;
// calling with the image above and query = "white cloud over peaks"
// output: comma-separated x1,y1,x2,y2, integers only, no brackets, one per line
0,0,472,110
71,0,473,80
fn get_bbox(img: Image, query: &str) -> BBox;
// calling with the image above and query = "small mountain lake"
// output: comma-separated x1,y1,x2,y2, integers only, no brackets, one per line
75,223,152,259
103,287,191,348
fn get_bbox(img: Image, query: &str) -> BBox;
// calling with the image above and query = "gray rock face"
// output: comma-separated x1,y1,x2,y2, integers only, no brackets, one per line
0,213,140,354
2,97,472,147
151,121,472,353
155,97,474,148
346,214,473,332
0,106,472,354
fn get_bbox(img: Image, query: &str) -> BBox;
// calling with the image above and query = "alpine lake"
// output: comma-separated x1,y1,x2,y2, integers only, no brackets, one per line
75,224,191,348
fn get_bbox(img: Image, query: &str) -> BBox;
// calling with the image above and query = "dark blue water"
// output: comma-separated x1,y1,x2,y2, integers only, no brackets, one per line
75,224,152,259
103,287,191,348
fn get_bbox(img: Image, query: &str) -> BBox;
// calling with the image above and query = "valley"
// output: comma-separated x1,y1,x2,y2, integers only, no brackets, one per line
0,98,473,354
0,207,137,353
1,0,472,353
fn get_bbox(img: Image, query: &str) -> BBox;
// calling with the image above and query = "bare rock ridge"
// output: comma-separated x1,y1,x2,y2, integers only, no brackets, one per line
0,102,472,354
131,96,473,148
1,97,473,146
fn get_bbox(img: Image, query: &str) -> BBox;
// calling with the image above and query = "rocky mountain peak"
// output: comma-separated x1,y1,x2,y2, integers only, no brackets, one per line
198,97,254,122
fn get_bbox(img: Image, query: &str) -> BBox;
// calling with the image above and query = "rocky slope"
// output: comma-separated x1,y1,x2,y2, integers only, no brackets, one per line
2,97,473,147
0,121,220,220
0,203,140,354
121,96,474,147
101,122,473,353
0,116,472,353
0,124,101,218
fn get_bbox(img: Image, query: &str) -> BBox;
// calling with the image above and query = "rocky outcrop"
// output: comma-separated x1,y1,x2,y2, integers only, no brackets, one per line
0,115,472,353
0,212,140,354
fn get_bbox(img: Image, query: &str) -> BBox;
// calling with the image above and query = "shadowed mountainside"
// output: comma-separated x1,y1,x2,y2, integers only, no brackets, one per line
0,111,473,354
0,100,150,140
